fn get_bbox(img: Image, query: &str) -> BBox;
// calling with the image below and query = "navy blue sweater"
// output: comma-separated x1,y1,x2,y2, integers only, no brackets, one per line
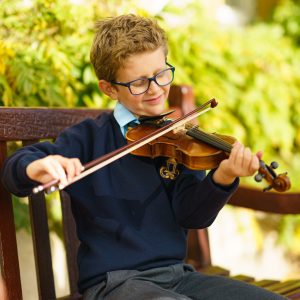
1,112,238,293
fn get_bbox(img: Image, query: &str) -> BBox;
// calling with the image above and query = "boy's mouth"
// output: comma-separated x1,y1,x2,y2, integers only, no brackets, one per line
144,94,163,104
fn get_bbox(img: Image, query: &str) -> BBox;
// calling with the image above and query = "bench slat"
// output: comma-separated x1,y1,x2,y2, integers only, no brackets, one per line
28,192,56,299
0,141,23,299
60,191,80,295
0,108,105,141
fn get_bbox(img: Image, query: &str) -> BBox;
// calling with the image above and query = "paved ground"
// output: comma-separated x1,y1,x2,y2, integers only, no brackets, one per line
17,230,69,299
209,206,299,280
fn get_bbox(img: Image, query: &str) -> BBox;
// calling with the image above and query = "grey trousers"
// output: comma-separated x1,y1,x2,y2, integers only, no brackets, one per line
83,263,287,300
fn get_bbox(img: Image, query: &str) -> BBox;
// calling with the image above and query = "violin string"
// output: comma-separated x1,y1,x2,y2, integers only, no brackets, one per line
188,132,231,152
185,123,231,146
192,128,232,152
188,130,232,152
186,124,232,152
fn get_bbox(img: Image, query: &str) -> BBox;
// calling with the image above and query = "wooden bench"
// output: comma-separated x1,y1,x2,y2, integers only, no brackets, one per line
0,84,300,299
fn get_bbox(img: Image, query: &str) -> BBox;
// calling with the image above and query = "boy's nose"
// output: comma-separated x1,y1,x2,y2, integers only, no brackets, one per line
147,80,160,94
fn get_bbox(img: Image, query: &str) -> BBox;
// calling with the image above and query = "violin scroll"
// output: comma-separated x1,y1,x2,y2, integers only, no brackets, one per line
254,160,291,192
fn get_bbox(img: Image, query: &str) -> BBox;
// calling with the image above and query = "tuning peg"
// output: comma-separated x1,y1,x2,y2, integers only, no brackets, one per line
254,173,264,182
263,185,273,192
270,161,279,169
254,159,291,192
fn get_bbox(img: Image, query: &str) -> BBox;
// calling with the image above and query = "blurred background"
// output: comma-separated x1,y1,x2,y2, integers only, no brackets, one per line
1,0,300,298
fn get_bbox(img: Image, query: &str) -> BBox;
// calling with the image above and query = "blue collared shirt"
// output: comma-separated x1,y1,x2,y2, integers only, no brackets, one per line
113,102,139,136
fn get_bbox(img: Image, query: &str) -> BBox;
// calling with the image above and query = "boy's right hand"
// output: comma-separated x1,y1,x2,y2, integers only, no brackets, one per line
26,155,83,186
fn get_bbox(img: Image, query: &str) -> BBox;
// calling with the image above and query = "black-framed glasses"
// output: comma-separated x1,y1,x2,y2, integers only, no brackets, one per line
110,62,175,95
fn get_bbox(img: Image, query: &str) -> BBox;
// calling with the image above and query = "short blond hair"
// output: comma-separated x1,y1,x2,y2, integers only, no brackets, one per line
90,14,168,81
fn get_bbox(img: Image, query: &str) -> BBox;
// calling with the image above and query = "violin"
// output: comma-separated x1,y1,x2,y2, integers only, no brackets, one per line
126,121,291,192
32,99,291,194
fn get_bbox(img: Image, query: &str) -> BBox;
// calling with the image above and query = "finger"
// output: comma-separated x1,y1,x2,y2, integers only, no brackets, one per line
242,147,252,170
233,143,244,167
65,161,76,181
229,141,241,163
58,157,83,180
242,147,259,175
72,158,84,175
256,150,263,160
57,157,77,182
249,154,260,174
55,156,84,183
41,158,61,180
50,159,68,186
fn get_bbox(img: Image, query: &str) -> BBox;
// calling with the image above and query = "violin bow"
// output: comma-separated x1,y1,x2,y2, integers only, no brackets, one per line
32,98,218,194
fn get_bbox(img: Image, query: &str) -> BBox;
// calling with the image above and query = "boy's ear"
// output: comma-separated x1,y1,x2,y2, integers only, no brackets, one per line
98,80,118,100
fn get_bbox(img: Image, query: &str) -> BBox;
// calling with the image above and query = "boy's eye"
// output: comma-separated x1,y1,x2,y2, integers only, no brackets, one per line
156,72,165,79
131,78,148,87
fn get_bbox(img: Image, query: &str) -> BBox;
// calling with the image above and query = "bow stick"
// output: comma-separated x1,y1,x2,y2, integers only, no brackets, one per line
32,98,218,194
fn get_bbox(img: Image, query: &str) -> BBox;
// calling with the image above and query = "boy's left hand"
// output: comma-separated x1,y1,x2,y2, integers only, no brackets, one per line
212,142,263,186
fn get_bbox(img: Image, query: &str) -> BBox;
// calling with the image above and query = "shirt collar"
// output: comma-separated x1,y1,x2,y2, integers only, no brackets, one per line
113,102,139,136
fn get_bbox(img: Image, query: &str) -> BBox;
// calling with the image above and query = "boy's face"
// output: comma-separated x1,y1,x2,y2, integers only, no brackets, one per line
111,47,170,117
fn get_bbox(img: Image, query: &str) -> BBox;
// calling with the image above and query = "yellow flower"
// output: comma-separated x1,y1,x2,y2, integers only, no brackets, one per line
0,41,15,74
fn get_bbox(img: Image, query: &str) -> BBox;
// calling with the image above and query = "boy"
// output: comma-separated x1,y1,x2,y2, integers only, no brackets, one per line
1,14,286,300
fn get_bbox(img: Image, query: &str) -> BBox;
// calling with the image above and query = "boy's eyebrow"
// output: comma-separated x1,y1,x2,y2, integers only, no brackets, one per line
132,64,169,80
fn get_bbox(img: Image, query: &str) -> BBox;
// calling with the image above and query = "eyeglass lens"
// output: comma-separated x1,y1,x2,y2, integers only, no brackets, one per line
130,68,174,95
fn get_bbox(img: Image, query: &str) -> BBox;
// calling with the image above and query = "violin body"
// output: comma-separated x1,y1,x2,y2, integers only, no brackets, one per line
126,124,236,170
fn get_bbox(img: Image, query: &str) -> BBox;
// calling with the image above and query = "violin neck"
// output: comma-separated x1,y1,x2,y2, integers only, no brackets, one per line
186,127,232,153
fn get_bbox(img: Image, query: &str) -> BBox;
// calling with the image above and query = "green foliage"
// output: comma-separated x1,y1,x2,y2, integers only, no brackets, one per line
0,0,123,108
12,195,30,232
273,0,300,45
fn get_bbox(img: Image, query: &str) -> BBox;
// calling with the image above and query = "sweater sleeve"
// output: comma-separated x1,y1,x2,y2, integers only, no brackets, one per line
171,169,239,229
1,119,94,197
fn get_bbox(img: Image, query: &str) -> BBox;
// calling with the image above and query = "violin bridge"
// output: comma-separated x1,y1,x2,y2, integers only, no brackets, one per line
160,158,179,180
172,125,186,134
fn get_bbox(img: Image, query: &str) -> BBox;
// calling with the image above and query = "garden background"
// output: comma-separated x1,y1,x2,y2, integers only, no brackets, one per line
1,0,300,298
